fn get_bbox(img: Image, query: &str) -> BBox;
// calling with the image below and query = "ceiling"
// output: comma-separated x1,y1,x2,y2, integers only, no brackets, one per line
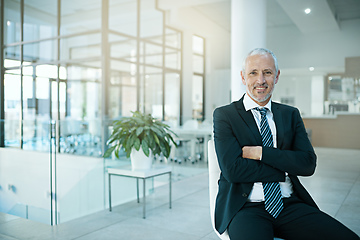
17,0,360,34
173,0,360,34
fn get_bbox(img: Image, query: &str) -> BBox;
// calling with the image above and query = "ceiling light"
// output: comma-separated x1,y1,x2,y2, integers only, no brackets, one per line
309,67,315,71
304,8,311,14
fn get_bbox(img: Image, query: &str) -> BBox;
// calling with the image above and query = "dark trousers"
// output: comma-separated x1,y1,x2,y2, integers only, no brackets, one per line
227,195,360,240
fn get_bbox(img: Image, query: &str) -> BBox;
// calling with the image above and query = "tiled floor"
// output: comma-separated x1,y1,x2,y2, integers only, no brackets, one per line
0,147,359,240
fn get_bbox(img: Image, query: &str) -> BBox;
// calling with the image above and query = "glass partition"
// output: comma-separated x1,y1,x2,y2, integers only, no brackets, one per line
165,72,180,126
60,0,101,35
60,33,102,62
192,75,204,121
4,70,21,148
143,72,163,118
192,35,205,121
165,27,181,49
1,0,185,226
24,0,57,42
109,0,137,36
140,0,162,44
0,119,53,224
4,0,21,45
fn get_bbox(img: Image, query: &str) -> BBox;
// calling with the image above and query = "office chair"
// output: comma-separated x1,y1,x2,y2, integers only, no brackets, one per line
207,140,285,240
178,119,202,163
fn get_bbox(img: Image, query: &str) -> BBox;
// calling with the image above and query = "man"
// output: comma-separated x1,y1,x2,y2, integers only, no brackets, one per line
213,48,359,240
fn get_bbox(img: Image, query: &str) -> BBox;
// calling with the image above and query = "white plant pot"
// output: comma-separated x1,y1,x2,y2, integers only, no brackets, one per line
130,148,153,170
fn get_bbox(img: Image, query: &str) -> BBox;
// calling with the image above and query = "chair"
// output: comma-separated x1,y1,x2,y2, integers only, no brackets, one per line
171,120,202,164
208,139,230,240
207,140,284,240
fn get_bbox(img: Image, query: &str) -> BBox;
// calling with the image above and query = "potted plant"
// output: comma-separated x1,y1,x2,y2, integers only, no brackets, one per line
103,111,177,170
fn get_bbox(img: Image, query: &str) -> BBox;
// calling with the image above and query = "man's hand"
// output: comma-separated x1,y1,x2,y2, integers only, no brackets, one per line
242,146,262,160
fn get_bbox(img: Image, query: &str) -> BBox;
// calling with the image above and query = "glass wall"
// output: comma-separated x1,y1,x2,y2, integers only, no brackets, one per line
1,0,184,153
0,0,187,225
192,35,205,121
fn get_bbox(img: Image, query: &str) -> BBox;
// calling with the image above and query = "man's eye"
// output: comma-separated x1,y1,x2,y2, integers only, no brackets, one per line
264,71,272,75
250,72,256,75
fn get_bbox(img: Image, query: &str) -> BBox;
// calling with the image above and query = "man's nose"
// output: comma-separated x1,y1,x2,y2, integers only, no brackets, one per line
256,73,266,84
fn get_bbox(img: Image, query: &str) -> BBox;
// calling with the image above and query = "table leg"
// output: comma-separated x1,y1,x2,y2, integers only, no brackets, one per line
136,178,139,203
108,174,112,211
143,178,146,219
169,172,172,209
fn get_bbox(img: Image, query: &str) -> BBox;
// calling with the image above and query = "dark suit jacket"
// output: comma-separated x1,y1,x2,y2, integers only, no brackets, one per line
213,95,318,234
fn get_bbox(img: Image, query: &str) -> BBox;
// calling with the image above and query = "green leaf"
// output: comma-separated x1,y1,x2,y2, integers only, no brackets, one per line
115,146,120,159
136,127,144,136
134,138,141,151
103,145,116,158
126,133,137,152
158,140,169,158
150,126,163,136
152,132,160,145
141,140,150,157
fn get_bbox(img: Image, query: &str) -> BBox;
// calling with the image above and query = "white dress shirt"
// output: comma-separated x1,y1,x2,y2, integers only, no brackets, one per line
243,94,293,202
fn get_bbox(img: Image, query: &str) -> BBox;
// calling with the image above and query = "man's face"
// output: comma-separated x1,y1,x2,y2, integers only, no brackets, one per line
241,53,280,106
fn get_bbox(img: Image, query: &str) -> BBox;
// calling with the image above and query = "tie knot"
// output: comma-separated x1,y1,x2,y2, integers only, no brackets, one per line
255,107,267,116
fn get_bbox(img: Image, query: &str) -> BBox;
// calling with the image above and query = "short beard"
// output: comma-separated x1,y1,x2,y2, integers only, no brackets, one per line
247,83,275,103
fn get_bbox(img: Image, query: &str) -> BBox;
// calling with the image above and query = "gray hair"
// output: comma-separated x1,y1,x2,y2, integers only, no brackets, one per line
242,48,279,78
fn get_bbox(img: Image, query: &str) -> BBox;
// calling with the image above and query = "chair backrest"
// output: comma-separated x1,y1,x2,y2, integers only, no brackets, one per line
208,140,284,240
208,139,230,240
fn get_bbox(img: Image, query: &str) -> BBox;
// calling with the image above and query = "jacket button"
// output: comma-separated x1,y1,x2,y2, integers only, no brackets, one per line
242,193,248,198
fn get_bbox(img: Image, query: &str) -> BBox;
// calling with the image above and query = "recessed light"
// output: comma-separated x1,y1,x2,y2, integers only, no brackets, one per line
304,8,311,14
309,67,315,71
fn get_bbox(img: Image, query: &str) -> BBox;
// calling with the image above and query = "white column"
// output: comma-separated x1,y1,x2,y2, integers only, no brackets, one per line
182,30,193,124
311,76,325,116
231,0,267,101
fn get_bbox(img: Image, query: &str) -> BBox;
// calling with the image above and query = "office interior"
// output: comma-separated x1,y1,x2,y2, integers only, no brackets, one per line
0,0,360,238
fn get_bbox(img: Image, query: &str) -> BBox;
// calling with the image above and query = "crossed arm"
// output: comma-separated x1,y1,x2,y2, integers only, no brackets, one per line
213,106,316,183
242,146,262,160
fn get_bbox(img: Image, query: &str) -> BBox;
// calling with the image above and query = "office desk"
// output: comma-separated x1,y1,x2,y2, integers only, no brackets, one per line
172,128,212,162
108,165,172,218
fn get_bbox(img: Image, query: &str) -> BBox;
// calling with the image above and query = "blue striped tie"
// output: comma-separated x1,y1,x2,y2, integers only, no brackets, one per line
256,107,284,218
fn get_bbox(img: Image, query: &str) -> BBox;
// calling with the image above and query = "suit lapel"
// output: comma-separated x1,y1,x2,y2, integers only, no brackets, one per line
272,102,284,148
234,97,262,145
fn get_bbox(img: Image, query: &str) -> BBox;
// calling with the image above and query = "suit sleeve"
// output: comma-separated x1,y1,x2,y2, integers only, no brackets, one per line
213,107,285,183
261,108,317,176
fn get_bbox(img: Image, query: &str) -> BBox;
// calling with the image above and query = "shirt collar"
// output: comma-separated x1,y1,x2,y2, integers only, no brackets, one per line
243,93,272,112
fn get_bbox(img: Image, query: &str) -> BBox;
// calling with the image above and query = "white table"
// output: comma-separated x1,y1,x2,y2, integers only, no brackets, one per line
108,165,172,218
172,128,212,162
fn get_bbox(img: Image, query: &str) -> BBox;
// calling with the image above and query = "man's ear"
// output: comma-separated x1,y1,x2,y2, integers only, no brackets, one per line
275,70,280,84
241,71,246,85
